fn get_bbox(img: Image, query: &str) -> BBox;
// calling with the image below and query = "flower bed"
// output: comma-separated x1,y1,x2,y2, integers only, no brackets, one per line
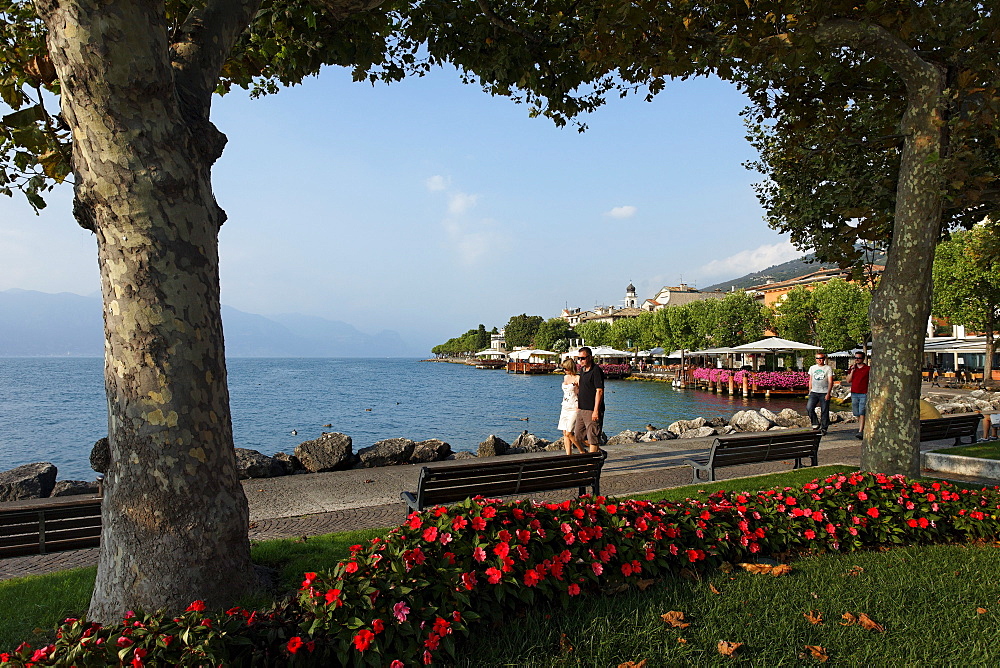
5,473,1000,667
598,363,631,378
691,367,807,389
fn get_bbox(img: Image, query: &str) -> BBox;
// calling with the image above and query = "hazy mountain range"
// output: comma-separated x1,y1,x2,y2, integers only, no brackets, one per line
700,252,885,293
0,289,418,358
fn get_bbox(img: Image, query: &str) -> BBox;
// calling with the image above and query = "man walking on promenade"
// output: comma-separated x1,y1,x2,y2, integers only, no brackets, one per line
845,351,870,439
806,352,834,435
574,347,606,452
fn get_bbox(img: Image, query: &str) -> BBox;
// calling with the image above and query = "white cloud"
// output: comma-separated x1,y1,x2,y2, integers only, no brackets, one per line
443,218,508,266
606,205,637,219
425,175,449,192
447,192,478,216
698,240,803,278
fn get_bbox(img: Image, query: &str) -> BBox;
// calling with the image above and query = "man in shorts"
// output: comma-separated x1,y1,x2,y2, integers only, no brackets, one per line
573,346,605,452
844,352,870,440
981,411,1000,442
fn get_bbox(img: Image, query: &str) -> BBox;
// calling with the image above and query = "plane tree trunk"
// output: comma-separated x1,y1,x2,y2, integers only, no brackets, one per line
34,0,261,620
816,20,946,476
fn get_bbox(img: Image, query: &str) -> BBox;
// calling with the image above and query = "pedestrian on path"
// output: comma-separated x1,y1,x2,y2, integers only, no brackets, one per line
573,346,606,452
845,351,870,439
806,352,834,435
558,358,587,455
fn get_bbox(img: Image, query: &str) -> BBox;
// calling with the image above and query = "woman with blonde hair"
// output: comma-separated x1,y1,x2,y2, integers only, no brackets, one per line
558,358,587,455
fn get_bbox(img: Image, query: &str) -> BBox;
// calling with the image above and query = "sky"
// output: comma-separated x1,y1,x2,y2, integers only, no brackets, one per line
0,66,804,353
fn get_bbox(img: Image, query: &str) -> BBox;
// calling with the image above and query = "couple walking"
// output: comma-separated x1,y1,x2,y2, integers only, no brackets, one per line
557,346,605,455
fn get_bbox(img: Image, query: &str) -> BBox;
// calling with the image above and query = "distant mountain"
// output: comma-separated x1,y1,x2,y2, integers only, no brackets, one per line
701,254,836,293
0,289,415,357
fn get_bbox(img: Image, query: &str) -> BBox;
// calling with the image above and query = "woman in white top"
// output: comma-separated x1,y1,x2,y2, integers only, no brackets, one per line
558,358,587,455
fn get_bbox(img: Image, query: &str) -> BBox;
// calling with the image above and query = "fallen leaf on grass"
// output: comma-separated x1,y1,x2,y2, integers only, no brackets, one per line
717,640,744,656
559,633,573,654
617,661,646,668
846,566,865,576
976,607,987,615
803,610,824,625
858,613,885,632
677,638,688,644
635,578,656,591
801,645,829,662
661,611,691,628
738,562,793,576
709,583,722,595
840,613,857,626
719,561,734,573
679,568,701,582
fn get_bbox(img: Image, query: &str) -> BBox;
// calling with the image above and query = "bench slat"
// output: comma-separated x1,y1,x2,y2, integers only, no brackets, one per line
685,430,821,483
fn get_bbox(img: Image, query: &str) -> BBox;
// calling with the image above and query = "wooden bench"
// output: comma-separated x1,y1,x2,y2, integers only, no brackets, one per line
0,495,102,558
683,430,822,483
919,413,982,446
401,451,606,512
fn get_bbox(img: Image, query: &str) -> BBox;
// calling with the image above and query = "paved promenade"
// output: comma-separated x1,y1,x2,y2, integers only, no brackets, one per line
0,427,864,581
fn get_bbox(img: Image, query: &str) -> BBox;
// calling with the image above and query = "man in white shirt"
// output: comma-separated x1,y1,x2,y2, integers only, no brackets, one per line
806,352,834,435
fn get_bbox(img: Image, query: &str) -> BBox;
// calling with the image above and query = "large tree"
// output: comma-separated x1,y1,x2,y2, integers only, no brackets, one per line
1,0,397,620
712,290,765,348
812,278,872,354
400,0,1000,476
932,221,1000,385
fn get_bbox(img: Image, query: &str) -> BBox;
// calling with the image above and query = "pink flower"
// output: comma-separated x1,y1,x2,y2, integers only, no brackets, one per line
393,601,410,623
391,661,405,668
591,562,603,576
473,546,486,562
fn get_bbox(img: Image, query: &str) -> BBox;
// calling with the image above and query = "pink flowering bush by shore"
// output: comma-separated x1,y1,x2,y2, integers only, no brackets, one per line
692,367,808,389
4,473,1000,666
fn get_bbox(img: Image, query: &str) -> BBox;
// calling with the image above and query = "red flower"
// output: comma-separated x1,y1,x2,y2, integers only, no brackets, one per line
867,507,880,518
130,648,148,668
345,561,359,573
452,515,468,530
423,526,438,542
373,619,385,634
811,511,824,521
325,588,342,606
524,570,542,586
471,516,487,531
287,637,304,654
354,629,375,652
117,636,133,648
804,529,816,539
591,562,604,575
493,542,510,558
486,567,503,584
482,506,497,518
461,571,478,590
424,632,441,650
568,583,581,596
185,600,206,612
407,515,423,530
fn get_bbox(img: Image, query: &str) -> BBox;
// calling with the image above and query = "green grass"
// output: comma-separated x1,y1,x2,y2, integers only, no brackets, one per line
934,441,1000,461
623,465,857,503
458,543,1000,666
0,566,95,651
249,527,388,590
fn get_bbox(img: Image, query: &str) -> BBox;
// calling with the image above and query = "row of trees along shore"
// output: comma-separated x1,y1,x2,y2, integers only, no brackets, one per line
436,282,874,358
3,0,997,623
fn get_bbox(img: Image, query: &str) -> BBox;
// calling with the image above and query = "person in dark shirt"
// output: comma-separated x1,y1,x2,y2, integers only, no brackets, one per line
844,352,870,440
573,346,606,452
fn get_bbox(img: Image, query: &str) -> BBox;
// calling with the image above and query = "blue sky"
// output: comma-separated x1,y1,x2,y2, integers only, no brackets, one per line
0,66,802,352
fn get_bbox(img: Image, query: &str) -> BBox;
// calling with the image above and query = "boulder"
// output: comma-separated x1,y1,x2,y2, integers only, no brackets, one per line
447,451,477,460
935,402,968,414
273,452,303,475
0,462,57,501
678,426,718,439
358,438,416,468
759,408,780,423
720,425,737,435
51,480,99,497
731,410,774,432
667,417,707,435
410,439,452,463
548,437,567,452
706,417,729,429
639,429,677,442
294,432,356,472
477,435,510,458
774,409,805,428
511,431,551,453
90,437,110,474
606,430,642,445
235,448,286,479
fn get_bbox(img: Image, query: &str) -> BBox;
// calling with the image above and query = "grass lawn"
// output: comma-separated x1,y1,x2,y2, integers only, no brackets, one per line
934,440,1000,461
459,543,1000,666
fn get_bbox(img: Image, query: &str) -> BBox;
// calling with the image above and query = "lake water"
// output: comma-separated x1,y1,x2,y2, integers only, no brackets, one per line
0,358,804,481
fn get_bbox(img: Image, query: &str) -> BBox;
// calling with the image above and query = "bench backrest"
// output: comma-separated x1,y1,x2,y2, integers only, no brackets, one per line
919,413,982,440
709,430,822,467
412,451,606,510
0,496,102,558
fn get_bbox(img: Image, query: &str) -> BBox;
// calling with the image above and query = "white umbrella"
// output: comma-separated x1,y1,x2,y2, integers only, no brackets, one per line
590,345,633,358
474,349,507,357
508,349,558,360
729,337,823,353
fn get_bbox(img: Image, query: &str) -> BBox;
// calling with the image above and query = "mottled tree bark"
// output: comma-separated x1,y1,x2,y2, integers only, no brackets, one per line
33,0,261,620
816,21,945,476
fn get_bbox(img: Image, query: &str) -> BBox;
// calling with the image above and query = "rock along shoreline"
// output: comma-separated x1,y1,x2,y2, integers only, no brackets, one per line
3,388,996,503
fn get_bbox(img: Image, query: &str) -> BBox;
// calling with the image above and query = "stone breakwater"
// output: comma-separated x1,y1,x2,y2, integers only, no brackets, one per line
4,389,998,503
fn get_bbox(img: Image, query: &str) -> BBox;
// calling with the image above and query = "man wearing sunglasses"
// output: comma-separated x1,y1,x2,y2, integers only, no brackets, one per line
806,353,834,435
573,347,605,453
844,352,870,440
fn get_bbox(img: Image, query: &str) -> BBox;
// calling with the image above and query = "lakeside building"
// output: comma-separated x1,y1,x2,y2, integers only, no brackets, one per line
745,265,884,307
561,283,723,325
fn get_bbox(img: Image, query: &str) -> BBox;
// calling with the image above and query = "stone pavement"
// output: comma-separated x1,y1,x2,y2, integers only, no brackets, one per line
0,426,865,582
